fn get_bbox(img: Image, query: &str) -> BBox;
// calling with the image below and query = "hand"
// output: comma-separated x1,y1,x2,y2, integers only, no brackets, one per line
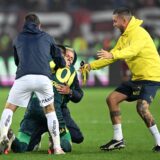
97,49,113,59
55,84,71,95
79,64,90,86
79,63,91,73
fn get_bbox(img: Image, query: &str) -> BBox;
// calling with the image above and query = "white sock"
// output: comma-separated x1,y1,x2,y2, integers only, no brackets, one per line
45,111,61,149
113,124,123,140
149,124,160,146
0,108,13,138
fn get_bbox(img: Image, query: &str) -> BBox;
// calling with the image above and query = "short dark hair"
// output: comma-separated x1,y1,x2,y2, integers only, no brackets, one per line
113,7,132,16
25,13,40,25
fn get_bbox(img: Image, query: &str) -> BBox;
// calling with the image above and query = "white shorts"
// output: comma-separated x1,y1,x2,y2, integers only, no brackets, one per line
7,75,54,107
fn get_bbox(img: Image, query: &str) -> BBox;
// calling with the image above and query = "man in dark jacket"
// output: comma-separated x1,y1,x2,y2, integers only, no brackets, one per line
0,13,65,154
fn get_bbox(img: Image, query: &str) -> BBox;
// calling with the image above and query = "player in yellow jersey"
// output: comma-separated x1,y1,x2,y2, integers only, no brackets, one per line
80,7,160,152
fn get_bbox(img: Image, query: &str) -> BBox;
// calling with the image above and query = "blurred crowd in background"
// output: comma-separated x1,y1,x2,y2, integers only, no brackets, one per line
0,0,160,55
0,0,160,11
0,0,160,85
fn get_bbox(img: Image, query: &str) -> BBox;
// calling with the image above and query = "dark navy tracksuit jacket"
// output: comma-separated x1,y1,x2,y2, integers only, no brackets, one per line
13,22,65,79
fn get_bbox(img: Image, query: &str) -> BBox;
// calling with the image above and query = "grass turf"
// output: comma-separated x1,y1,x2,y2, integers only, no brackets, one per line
0,87,160,160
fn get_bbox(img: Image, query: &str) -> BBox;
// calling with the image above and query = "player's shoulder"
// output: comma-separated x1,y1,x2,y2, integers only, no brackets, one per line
42,31,50,37
137,26,149,35
13,36,18,45
41,31,55,42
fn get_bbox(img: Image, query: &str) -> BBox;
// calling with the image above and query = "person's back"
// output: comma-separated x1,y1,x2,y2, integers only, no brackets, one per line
14,15,57,79
0,13,65,155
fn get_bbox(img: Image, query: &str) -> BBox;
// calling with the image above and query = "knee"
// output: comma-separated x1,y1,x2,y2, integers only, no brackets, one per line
5,103,17,112
72,136,84,144
106,96,111,106
70,131,84,144
106,94,118,107
44,104,54,113
136,100,149,116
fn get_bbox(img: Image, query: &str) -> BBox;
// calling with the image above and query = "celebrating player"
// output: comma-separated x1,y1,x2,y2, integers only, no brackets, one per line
0,13,65,154
80,7,160,152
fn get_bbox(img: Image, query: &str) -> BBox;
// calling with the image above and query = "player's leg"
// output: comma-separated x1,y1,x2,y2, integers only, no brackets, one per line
11,117,41,153
47,100,70,153
26,101,72,153
48,127,72,153
47,100,72,153
0,103,17,152
100,82,132,151
62,107,84,143
100,91,127,151
44,103,65,154
35,75,64,154
136,82,160,151
26,99,70,153
12,122,45,153
23,96,48,151
11,133,30,153
54,101,66,131
27,125,72,153
27,125,47,151
0,75,33,154
11,94,47,153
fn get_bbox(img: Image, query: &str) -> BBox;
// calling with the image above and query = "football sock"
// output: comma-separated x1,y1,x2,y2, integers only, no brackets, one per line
46,111,61,149
149,124,160,146
0,108,13,139
113,124,123,140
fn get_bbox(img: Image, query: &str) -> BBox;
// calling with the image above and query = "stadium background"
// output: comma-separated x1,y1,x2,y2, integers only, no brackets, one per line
1,0,160,87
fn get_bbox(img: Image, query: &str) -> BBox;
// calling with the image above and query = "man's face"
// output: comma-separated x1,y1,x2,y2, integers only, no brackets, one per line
64,50,74,67
112,14,125,33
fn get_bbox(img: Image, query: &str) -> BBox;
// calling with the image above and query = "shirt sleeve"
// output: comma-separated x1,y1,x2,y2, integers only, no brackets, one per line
90,58,116,70
111,37,146,59
50,37,66,69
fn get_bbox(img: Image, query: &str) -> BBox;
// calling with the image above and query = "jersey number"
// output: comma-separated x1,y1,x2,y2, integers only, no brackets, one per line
56,68,76,86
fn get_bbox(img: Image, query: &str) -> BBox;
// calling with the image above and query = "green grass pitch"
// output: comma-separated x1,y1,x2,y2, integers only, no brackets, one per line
0,87,160,160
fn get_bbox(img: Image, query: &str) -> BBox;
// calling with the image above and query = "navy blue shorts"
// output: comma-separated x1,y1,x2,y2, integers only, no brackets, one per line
115,80,160,104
